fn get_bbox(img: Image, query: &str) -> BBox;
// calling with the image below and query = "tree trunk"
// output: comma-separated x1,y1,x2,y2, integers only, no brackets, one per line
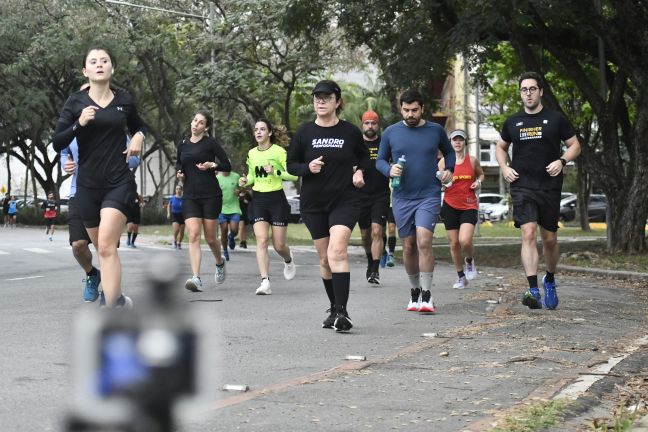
5,151,11,195
577,162,590,231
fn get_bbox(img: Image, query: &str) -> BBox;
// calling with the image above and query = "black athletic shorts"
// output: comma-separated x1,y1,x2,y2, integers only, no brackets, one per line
183,195,222,220
440,202,478,230
511,187,561,232
76,181,137,228
301,201,361,240
68,197,91,244
45,217,57,227
357,194,389,230
387,207,395,224
252,190,290,226
171,212,185,225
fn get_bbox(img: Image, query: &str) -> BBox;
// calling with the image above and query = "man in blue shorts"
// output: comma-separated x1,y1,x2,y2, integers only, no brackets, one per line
377,90,455,313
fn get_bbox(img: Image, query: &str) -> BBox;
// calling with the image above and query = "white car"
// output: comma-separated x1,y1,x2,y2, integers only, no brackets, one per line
479,193,510,222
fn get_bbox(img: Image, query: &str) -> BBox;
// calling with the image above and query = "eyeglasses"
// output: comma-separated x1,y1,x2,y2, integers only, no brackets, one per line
313,94,334,103
520,86,539,94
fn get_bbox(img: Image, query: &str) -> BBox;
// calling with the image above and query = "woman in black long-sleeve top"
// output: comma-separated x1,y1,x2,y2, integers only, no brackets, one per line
287,80,370,332
176,110,231,292
53,46,144,308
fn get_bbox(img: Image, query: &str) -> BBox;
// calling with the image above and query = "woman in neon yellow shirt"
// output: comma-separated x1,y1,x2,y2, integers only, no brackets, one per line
239,119,298,295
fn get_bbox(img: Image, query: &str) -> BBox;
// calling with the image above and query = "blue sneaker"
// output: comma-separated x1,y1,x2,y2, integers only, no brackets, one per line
522,287,542,309
386,253,395,267
223,249,230,261
542,276,559,310
83,269,101,302
228,232,236,250
379,251,388,268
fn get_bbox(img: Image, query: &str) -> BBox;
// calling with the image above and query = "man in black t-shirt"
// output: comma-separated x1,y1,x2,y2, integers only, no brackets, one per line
357,110,390,284
496,71,581,311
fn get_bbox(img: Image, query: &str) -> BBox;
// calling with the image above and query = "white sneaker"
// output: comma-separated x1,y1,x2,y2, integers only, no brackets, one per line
283,251,296,280
214,262,226,284
464,259,477,280
255,278,272,295
407,287,421,311
452,276,467,289
418,289,436,313
185,276,203,292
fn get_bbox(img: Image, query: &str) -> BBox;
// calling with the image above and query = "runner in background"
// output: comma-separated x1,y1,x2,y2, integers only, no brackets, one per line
167,185,185,250
216,170,241,261
239,118,297,295
42,192,58,241
439,129,483,289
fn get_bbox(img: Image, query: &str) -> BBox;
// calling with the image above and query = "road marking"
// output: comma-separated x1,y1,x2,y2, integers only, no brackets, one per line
0,251,9,255
23,248,51,254
6,276,45,281
554,334,648,400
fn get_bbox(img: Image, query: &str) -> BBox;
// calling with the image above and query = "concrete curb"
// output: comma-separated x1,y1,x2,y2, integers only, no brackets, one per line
632,414,648,431
559,264,648,281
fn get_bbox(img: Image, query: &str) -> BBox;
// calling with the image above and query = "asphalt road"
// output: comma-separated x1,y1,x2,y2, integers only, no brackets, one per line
0,227,646,431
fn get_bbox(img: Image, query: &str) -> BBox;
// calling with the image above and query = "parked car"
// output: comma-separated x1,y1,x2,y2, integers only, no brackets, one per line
286,195,301,223
478,193,509,222
560,194,607,222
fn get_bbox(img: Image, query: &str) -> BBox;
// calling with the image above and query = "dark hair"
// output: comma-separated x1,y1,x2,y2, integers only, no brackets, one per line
194,110,213,136
82,46,117,69
399,90,425,107
518,71,544,90
255,118,277,144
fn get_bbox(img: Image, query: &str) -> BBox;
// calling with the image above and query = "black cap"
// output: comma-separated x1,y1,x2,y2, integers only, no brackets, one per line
311,80,341,98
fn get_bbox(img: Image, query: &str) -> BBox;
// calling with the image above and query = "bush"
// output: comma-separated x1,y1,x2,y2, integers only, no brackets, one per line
141,208,166,225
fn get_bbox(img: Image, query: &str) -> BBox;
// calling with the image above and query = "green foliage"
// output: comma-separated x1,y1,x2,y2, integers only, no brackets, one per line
491,399,569,432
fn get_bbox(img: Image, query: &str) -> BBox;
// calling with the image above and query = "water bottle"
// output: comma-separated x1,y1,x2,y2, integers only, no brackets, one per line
436,170,453,188
391,155,406,189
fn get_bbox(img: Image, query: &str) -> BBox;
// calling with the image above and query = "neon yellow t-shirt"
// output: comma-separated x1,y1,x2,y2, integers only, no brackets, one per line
244,144,298,192
217,171,241,214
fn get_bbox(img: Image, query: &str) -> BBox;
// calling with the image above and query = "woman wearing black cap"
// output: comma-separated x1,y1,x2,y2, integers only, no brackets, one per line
287,79,370,332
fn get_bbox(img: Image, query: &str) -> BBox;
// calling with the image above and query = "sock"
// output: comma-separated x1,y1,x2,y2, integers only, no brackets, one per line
527,275,538,289
388,236,396,253
466,257,473,264
323,278,334,305
420,272,434,292
408,273,420,289
366,252,372,267
332,272,350,309
382,234,387,251
371,259,380,273
87,267,98,277
131,233,138,244
545,271,555,283
457,270,465,278
127,232,132,243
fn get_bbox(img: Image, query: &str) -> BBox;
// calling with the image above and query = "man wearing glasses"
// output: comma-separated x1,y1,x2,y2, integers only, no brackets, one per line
496,71,581,310
357,110,390,285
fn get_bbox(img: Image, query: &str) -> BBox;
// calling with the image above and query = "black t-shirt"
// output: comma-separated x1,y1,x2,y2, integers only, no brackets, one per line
360,136,390,198
42,199,57,212
287,120,370,213
175,136,232,199
53,88,145,189
500,107,576,190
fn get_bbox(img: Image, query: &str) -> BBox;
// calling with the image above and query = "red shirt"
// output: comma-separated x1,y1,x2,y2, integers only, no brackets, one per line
443,156,478,210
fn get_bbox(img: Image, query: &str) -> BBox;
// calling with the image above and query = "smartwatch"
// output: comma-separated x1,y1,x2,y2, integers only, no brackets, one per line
560,158,567,167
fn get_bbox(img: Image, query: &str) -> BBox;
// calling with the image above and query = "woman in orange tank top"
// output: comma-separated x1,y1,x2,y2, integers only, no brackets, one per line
438,130,484,289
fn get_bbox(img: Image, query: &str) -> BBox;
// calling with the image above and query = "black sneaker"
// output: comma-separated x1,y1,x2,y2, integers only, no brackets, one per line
240,240,247,249
333,306,353,332
366,266,371,281
367,271,380,285
322,307,336,329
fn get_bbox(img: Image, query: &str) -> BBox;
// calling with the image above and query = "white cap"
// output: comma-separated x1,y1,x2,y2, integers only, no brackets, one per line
449,129,467,140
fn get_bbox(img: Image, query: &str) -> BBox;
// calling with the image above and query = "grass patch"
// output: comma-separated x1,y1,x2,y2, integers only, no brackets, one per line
137,222,645,272
491,399,569,432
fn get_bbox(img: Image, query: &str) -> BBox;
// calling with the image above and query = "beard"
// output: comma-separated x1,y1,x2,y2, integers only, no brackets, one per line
363,129,377,139
404,116,419,127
